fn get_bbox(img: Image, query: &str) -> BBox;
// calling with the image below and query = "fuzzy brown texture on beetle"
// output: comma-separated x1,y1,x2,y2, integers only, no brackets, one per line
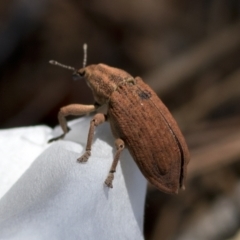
49,63,190,194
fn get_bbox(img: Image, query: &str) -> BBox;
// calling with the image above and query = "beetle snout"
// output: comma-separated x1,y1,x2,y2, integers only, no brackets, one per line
72,69,85,81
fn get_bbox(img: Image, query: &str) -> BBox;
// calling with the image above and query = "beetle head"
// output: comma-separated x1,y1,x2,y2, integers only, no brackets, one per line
74,64,132,105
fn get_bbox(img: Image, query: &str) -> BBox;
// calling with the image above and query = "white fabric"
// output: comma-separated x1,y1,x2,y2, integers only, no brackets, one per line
0,117,147,240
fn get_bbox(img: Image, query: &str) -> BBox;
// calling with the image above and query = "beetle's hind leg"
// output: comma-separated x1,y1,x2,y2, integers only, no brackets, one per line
77,113,107,162
48,104,97,143
105,139,125,188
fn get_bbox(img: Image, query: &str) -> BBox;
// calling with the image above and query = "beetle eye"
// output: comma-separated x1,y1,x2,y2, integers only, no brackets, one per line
72,70,85,81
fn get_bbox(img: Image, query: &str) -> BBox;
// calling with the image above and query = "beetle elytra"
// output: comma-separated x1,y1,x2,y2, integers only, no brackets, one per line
49,44,190,194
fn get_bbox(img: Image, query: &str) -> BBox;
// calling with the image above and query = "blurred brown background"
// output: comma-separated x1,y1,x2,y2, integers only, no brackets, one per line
1,0,240,239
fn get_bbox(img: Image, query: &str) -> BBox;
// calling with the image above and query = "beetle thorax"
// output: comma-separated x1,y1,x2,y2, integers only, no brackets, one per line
83,64,133,104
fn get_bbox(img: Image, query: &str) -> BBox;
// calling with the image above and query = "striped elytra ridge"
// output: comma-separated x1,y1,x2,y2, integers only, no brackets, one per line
107,76,190,193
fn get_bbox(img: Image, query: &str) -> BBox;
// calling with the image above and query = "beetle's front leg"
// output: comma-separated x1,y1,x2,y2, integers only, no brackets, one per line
105,139,125,188
48,104,97,143
77,113,107,162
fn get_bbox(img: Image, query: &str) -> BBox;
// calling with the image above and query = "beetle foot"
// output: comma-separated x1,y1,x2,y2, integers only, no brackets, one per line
77,150,91,163
48,127,71,143
48,133,65,143
105,173,114,188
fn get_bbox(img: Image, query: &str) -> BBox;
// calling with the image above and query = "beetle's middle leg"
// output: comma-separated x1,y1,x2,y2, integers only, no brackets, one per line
105,139,125,188
48,104,97,143
77,113,107,163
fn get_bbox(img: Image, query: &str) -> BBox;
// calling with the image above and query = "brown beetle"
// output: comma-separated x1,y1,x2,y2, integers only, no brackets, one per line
49,44,190,194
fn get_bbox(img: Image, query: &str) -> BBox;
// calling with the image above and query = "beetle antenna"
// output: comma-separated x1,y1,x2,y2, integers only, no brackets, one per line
49,60,76,71
83,43,87,68
49,43,87,70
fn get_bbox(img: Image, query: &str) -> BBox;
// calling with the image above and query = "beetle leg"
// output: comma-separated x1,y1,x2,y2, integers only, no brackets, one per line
77,113,107,163
105,139,125,188
48,104,97,143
